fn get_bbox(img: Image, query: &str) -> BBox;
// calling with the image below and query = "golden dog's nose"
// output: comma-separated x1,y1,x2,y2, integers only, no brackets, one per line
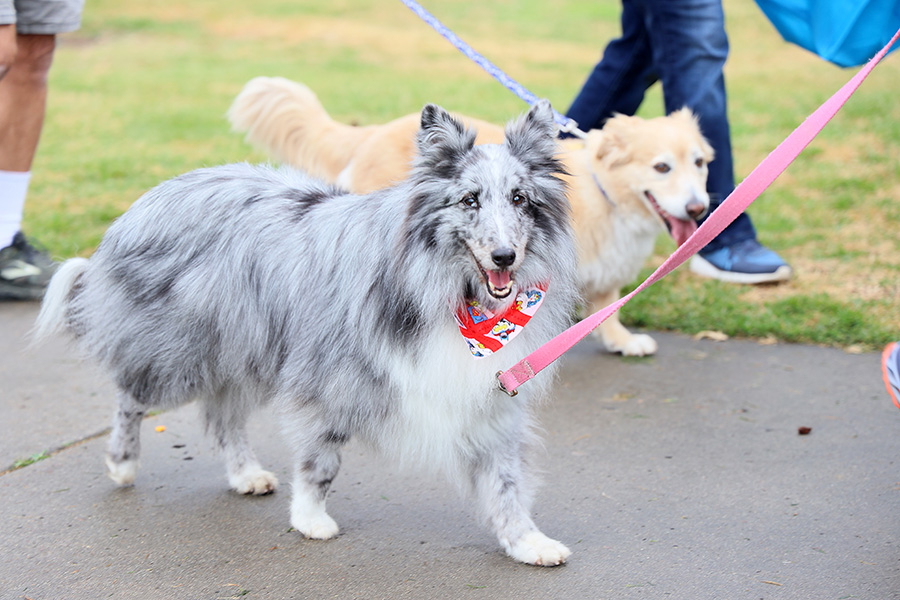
686,200,707,220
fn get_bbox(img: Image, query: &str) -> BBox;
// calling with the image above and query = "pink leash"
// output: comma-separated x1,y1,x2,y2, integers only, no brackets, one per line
497,26,900,396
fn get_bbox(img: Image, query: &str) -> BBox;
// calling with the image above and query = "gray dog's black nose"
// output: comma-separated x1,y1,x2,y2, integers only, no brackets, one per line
491,248,516,269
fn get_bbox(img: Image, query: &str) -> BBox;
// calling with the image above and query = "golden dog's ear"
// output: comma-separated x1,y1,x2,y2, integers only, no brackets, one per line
670,108,715,162
594,113,634,167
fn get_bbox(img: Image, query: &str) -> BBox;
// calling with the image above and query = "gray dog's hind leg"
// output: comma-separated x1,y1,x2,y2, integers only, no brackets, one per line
105,390,145,485
203,393,278,495
469,444,571,566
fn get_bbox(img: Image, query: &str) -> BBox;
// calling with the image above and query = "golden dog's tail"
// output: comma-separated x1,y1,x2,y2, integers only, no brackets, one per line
228,77,373,182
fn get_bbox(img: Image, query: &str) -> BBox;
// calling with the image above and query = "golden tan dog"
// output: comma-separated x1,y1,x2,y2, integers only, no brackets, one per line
228,77,713,356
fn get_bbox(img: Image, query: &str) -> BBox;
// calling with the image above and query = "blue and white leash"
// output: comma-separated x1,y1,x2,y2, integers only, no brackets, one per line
399,0,588,139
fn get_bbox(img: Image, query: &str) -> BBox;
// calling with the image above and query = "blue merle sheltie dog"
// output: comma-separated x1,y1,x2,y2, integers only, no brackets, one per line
35,100,579,566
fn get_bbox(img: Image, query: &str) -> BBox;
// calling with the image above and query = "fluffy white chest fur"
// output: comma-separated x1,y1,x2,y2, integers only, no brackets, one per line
379,318,542,470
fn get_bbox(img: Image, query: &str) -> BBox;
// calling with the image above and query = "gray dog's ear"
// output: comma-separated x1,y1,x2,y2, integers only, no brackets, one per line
419,104,462,136
416,104,477,173
505,100,564,176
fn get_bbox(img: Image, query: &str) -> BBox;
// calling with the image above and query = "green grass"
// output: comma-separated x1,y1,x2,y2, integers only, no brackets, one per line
10,451,50,470
23,0,900,349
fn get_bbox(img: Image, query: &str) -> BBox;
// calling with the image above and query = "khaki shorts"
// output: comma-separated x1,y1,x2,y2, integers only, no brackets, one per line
0,0,85,34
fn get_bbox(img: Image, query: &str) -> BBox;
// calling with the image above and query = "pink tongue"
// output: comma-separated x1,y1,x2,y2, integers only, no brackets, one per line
667,216,698,247
488,269,511,289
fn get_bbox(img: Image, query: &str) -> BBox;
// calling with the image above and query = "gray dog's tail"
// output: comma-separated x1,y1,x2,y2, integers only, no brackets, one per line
33,257,88,342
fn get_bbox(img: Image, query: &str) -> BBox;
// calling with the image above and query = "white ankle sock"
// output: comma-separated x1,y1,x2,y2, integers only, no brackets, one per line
0,170,32,248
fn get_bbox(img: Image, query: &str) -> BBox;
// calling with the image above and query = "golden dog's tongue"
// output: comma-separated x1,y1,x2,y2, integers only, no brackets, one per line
488,269,511,289
668,216,698,247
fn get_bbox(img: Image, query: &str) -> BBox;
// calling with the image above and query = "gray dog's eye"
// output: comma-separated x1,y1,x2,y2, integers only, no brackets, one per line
512,191,528,206
461,193,479,208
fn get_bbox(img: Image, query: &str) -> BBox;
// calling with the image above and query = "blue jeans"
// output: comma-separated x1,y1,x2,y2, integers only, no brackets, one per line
565,0,756,252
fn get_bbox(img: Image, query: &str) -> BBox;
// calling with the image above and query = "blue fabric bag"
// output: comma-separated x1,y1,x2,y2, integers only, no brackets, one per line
754,0,900,66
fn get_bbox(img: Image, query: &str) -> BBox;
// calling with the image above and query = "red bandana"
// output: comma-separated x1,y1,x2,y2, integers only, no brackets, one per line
453,284,548,359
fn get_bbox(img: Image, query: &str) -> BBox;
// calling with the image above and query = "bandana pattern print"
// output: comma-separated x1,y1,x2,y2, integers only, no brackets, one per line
454,284,547,358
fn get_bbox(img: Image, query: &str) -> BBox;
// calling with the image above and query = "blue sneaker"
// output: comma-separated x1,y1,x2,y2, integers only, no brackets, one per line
883,342,900,411
689,239,793,284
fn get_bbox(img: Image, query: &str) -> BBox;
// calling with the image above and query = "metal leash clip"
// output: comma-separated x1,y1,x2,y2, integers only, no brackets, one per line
496,371,518,397
556,117,588,140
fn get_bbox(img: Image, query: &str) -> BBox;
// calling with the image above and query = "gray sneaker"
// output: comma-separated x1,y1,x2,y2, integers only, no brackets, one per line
0,232,58,300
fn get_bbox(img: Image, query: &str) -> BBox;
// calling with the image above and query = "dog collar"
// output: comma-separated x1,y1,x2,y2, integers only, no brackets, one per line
592,173,617,210
454,283,548,359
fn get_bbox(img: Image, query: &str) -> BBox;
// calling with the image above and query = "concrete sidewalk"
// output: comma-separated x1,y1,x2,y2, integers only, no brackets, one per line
2,301,899,599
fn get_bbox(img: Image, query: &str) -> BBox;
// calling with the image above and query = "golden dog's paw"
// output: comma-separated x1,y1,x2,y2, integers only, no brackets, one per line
609,332,658,356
